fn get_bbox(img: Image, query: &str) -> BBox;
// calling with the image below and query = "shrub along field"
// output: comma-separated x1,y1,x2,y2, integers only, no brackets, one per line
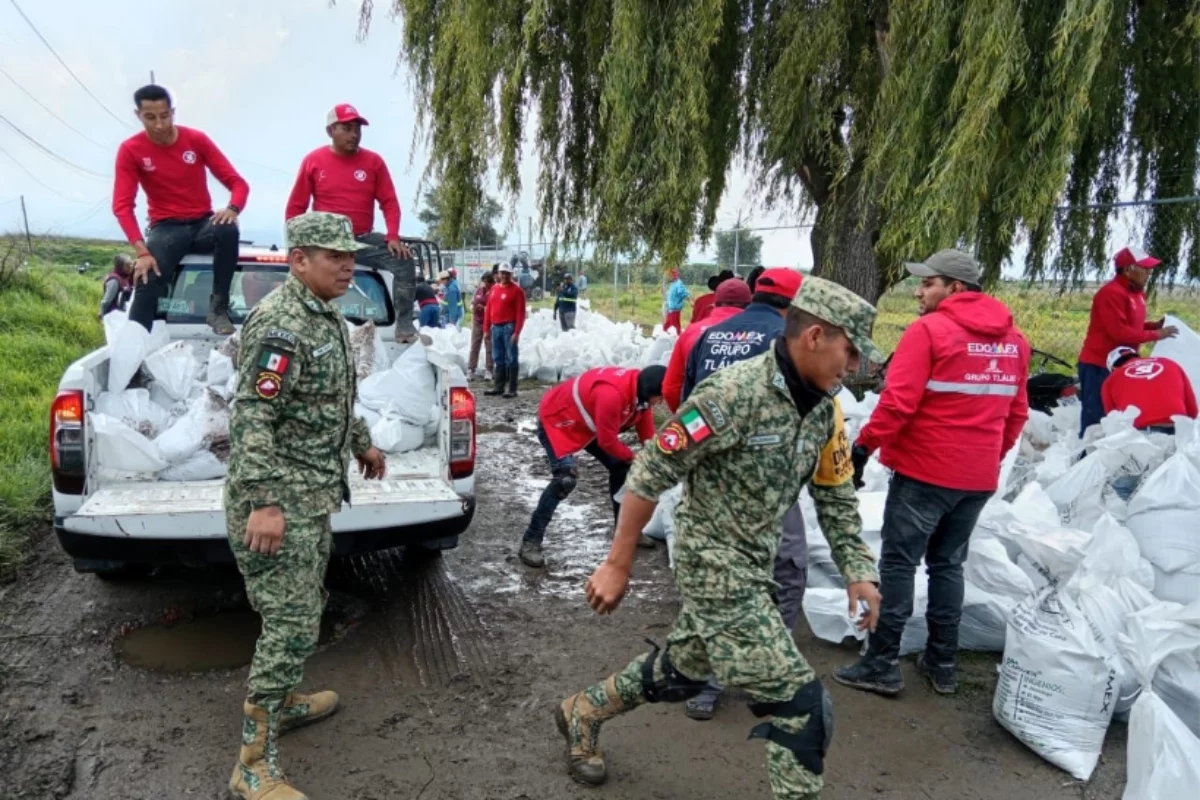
0,237,118,577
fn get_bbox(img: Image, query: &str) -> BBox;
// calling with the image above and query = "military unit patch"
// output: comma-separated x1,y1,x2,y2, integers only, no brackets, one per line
700,398,730,432
657,422,688,454
255,372,283,400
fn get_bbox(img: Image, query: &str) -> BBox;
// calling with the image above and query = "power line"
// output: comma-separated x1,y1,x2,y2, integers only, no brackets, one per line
0,142,93,202
0,65,109,149
7,0,130,128
0,113,109,178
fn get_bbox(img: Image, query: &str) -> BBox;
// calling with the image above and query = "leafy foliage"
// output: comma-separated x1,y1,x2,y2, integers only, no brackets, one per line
416,184,505,247
352,0,1200,294
714,227,763,268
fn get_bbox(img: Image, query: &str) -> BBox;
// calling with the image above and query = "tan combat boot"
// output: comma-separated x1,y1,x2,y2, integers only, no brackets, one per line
280,689,340,735
554,676,627,786
229,700,308,800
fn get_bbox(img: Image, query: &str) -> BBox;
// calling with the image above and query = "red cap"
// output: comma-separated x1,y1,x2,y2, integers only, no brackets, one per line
1114,246,1160,270
714,278,751,306
754,268,803,300
327,103,370,127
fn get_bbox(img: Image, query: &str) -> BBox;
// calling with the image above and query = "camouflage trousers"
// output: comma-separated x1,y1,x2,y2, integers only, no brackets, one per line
227,509,332,707
599,590,822,799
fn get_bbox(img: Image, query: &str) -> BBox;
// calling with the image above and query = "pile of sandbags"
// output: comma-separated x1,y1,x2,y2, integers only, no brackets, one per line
419,307,677,382
92,312,434,483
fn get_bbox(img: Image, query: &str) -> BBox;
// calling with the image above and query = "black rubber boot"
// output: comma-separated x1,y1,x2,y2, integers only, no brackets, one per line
917,653,957,695
393,258,417,342
518,539,545,568
503,364,519,398
833,655,904,696
484,366,506,396
206,293,235,335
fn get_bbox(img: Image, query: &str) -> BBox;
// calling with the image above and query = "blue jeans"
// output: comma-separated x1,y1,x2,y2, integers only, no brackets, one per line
868,473,992,664
490,322,518,373
1078,363,1110,438
522,423,630,543
418,303,441,328
129,215,239,332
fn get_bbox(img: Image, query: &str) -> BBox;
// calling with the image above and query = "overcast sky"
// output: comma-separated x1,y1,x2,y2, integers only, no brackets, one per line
0,0,814,267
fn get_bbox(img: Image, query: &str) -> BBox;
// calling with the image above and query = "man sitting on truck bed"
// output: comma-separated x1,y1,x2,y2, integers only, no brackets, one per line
225,211,388,800
112,84,249,336
285,103,417,341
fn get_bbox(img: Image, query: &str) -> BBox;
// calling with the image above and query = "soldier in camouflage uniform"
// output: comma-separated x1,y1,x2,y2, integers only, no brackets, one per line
225,211,388,800
556,277,884,799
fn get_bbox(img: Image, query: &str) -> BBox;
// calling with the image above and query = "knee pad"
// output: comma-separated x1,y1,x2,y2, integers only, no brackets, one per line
640,639,708,704
550,469,577,500
748,679,834,776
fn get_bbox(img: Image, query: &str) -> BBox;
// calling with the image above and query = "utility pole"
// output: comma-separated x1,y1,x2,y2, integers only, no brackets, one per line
20,195,32,256
732,209,742,275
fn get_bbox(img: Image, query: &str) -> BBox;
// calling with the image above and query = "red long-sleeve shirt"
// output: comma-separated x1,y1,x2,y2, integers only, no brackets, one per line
284,146,400,239
112,127,249,245
1078,275,1162,367
483,282,526,337
663,304,743,412
1102,357,1198,429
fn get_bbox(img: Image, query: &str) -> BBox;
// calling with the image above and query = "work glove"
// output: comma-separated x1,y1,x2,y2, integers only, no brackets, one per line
851,444,869,490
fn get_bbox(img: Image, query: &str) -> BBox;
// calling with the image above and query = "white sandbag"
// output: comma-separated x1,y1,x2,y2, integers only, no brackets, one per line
997,443,1020,497
964,537,1035,601
104,311,169,393
354,403,381,429
993,581,1118,780
158,449,227,481
535,365,561,383
643,484,683,541
801,588,860,643
207,349,234,388
1150,567,1200,606
1126,449,1200,575
1022,410,1055,450
1044,451,1112,530
1117,603,1200,799
143,340,197,401
357,342,437,424
1150,315,1200,395
92,413,168,475
1155,651,1200,739
1033,442,1073,486
370,414,425,453
94,388,171,439
154,388,231,465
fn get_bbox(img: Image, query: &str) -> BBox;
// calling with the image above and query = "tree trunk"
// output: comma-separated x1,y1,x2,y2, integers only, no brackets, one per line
810,189,885,305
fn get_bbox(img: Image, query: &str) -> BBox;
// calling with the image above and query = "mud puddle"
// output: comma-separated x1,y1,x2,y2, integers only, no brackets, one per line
116,599,362,673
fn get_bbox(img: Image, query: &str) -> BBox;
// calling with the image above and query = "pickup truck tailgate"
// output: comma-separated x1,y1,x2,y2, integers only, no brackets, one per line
66,473,465,538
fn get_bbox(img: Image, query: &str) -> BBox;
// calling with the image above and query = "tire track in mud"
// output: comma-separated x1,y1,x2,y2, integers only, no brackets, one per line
329,549,493,690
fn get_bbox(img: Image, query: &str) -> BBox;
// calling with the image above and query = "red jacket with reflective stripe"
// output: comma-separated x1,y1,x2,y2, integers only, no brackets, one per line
539,367,656,461
1078,275,1161,367
857,293,1030,492
1102,357,1198,429
663,305,743,412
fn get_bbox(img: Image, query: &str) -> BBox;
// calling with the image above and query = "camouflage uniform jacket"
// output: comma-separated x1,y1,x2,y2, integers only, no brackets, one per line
225,274,373,517
626,350,878,601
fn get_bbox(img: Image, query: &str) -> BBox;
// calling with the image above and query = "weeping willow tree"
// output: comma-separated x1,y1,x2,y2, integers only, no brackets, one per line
349,0,1200,301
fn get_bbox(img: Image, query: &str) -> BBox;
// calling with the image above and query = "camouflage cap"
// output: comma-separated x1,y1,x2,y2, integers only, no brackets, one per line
286,212,371,253
791,276,883,364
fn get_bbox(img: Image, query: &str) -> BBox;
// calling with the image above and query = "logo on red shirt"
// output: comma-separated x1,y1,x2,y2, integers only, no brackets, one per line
1124,360,1164,380
353,169,367,182
182,150,197,165
967,342,1020,357
141,157,155,172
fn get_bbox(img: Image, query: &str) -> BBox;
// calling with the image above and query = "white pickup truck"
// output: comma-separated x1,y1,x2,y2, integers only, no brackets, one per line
51,246,476,577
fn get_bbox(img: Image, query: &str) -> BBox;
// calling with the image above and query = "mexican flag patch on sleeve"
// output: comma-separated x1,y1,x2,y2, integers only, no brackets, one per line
258,349,290,375
680,408,712,444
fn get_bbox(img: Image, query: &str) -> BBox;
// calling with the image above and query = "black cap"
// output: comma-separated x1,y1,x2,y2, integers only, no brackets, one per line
637,365,667,404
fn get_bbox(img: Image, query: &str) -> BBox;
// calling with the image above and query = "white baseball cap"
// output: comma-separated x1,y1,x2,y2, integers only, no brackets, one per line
1107,346,1138,371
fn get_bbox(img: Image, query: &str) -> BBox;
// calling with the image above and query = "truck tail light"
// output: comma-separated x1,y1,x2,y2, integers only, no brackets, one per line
50,390,85,494
449,386,476,479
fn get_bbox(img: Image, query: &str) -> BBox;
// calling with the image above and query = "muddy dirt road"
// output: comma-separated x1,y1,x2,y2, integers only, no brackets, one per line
2,387,1127,799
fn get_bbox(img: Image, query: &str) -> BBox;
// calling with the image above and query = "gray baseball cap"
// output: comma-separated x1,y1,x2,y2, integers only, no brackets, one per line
905,249,982,285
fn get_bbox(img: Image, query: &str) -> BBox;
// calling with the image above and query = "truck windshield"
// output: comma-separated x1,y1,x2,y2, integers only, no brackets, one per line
163,262,394,326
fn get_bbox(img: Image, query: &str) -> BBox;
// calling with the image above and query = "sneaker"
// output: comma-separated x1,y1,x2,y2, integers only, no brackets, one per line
685,693,718,721
833,656,904,696
916,654,957,695
484,370,493,381
518,539,545,568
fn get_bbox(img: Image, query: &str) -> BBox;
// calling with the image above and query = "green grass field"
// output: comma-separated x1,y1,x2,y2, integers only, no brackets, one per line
0,237,114,576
